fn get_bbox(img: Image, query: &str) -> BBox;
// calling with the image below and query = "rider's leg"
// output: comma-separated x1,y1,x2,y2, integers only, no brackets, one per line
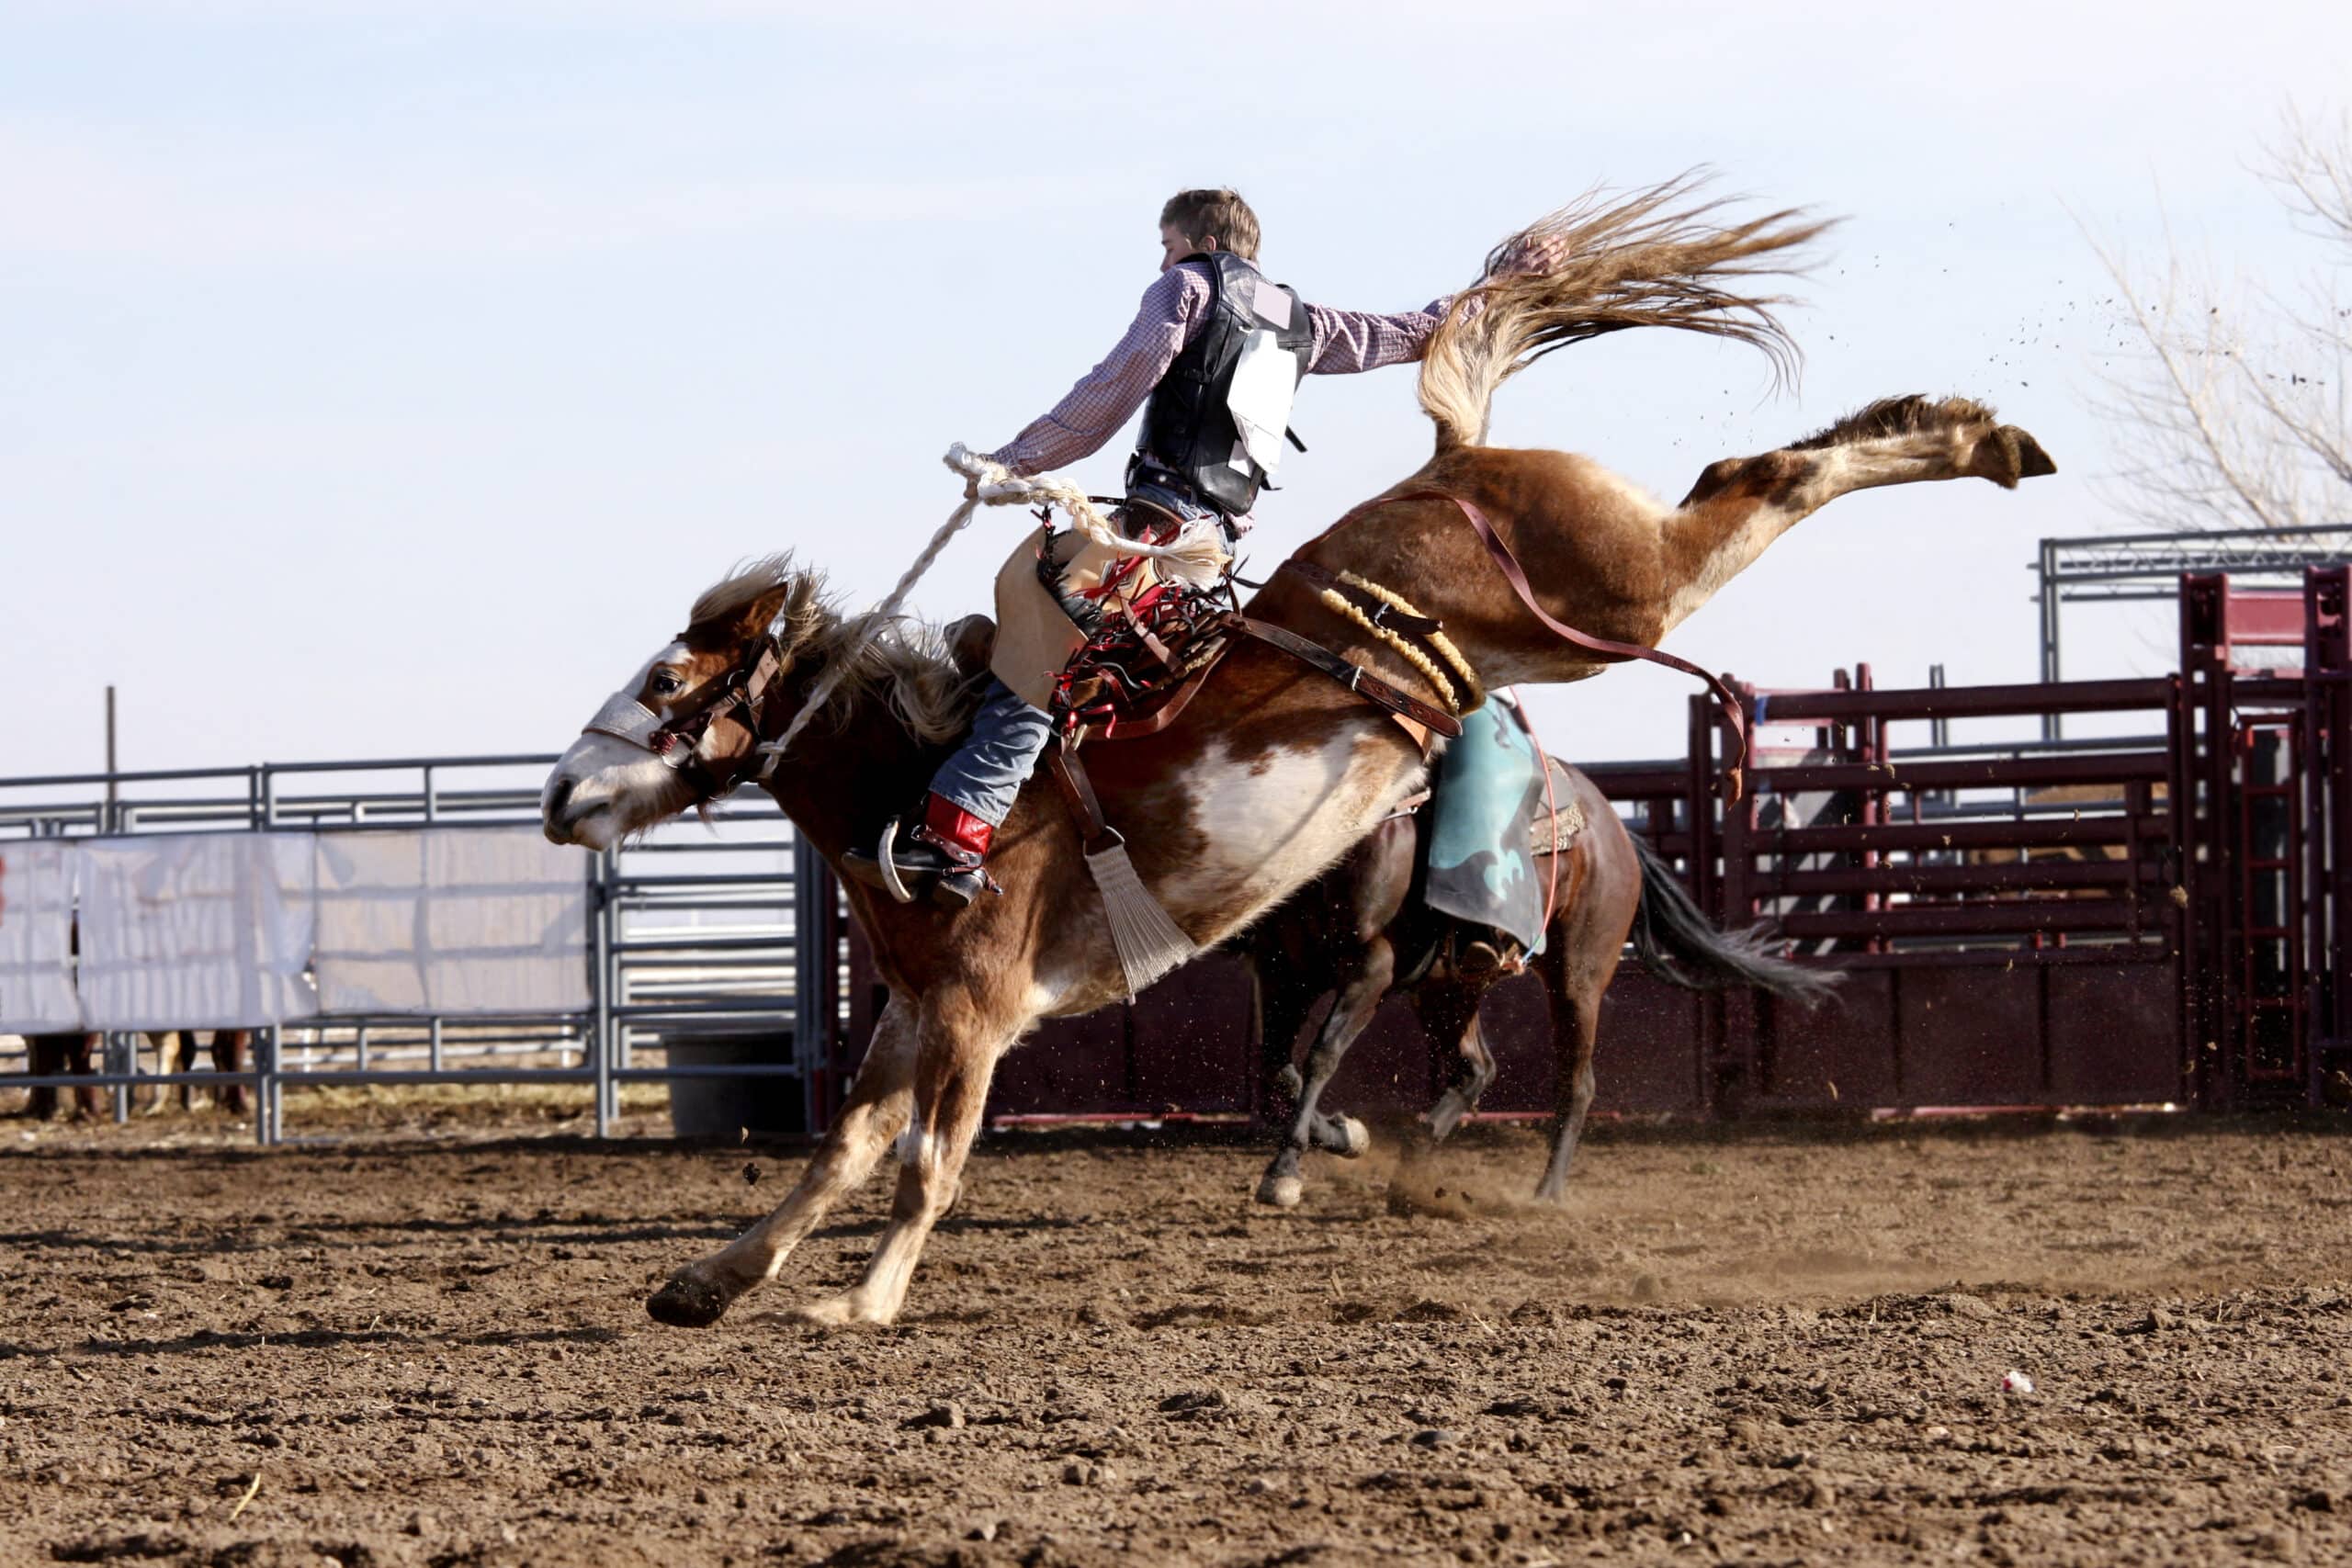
842,677,1052,908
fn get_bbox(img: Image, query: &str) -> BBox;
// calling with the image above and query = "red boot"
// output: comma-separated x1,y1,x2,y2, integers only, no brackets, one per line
843,793,999,908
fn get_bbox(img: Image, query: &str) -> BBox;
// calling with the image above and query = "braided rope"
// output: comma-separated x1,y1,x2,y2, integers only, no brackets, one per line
1315,589,1459,712
1311,573,1487,716
1336,570,1486,711
760,446,1233,773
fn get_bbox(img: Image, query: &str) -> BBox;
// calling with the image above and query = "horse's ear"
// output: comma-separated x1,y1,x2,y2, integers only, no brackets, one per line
744,574,820,650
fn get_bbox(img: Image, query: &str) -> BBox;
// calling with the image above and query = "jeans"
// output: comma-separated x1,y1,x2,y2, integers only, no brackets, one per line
928,483,1224,829
930,676,1057,828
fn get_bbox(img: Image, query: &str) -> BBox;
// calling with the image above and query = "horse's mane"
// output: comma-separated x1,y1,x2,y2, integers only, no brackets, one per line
686,554,978,746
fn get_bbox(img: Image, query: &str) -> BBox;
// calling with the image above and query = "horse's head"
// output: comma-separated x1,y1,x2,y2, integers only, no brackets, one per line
542,558,827,851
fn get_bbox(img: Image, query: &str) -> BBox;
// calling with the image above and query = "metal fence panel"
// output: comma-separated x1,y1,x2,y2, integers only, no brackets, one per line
0,841,82,1031
312,827,589,1014
74,833,317,1029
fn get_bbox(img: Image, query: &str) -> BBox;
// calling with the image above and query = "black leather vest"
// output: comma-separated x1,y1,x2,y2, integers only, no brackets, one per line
1135,253,1313,516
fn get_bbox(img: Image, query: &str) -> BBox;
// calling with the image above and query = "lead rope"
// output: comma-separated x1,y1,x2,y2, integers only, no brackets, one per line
758,444,1230,778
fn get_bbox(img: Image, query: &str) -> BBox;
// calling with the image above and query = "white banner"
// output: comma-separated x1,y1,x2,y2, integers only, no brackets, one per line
312,828,589,1014
0,842,85,1032
74,833,319,1029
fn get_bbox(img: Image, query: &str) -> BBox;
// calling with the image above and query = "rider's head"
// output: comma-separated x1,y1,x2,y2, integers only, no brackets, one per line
1159,188,1260,271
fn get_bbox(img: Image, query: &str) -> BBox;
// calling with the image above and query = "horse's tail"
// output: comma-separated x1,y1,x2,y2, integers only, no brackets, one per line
1627,834,1840,1004
1417,172,1832,452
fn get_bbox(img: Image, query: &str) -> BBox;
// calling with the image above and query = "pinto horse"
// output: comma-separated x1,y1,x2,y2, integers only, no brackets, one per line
1241,759,1835,1209
542,180,2054,1327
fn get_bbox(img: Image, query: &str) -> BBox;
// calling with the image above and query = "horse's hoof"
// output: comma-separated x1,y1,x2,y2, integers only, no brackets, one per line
1256,1173,1305,1209
647,1271,730,1329
1336,1116,1371,1158
2008,427,2057,479
795,1292,890,1327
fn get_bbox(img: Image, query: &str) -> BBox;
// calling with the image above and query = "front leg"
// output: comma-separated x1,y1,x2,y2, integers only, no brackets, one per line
1419,979,1498,1145
798,988,1014,1326
1257,936,1392,1209
648,994,919,1327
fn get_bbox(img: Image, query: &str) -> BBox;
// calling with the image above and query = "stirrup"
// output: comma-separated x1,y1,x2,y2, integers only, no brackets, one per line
1455,935,1525,980
875,814,916,905
933,865,1001,909
842,815,999,908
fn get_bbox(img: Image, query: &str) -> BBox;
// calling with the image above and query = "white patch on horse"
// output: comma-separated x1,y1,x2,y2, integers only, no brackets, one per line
1159,727,1423,932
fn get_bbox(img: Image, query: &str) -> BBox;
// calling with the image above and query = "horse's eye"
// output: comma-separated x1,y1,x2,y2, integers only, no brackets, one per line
651,671,683,697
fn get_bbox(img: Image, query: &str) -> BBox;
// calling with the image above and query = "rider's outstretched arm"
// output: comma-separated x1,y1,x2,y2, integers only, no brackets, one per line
1304,236,1564,377
1302,295,1458,377
989,268,1208,478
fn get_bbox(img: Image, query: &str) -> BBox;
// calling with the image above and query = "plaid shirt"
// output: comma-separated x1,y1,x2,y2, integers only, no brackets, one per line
989,259,1453,483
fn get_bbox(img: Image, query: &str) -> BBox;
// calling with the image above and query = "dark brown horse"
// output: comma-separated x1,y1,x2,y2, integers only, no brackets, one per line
1242,760,1833,1208
543,181,2052,1327
18,1032,104,1121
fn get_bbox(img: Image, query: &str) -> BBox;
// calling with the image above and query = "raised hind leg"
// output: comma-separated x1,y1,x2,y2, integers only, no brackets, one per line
1658,396,2055,638
797,987,1016,1326
1256,936,1392,1209
648,994,919,1327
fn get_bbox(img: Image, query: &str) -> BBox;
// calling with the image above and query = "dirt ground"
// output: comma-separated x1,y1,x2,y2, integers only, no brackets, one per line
4,1102,2350,1568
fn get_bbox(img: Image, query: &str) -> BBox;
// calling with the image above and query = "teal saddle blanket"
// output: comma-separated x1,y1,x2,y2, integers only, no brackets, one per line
1422,694,1550,953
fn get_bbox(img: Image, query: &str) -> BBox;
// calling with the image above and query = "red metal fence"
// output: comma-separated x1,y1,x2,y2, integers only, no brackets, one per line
825,567,2352,1123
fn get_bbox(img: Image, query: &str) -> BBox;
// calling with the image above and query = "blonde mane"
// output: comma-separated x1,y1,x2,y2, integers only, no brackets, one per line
685,554,978,746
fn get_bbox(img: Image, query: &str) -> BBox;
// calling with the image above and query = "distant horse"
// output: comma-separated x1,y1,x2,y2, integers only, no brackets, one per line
543,179,2054,1327
18,1032,104,1121
1241,761,1834,1208
144,1031,252,1114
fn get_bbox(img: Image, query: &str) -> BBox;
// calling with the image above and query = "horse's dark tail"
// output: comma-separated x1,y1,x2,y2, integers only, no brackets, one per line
1628,835,1840,1004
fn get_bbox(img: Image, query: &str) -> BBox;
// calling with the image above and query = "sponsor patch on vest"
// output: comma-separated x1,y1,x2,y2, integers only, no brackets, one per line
1251,276,1294,329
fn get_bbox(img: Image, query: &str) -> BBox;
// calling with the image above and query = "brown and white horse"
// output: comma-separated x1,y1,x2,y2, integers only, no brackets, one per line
541,183,2054,1327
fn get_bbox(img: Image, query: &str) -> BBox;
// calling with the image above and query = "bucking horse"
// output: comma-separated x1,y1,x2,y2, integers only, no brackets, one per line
539,182,2054,1328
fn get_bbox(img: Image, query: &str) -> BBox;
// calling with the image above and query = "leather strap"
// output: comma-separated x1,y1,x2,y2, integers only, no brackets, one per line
1091,656,1221,740
1320,490,1749,798
1280,558,1446,637
1230,616,1464,739
1046,744,1118,855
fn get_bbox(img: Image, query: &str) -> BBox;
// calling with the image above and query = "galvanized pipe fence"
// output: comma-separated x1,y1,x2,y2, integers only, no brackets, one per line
0,753,839,1145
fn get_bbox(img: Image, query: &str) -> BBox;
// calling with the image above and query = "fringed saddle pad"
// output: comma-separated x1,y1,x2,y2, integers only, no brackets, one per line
1530,794,1588,857
990,515,1234,733
1045,514,1231,736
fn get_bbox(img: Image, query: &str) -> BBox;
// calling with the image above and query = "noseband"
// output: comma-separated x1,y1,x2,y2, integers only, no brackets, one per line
581,642,786,804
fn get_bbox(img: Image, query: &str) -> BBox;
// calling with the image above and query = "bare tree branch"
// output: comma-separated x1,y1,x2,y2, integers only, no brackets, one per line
2086,104,2352,540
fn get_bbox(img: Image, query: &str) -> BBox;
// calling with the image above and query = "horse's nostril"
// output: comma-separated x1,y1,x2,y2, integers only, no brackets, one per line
547,777,575,819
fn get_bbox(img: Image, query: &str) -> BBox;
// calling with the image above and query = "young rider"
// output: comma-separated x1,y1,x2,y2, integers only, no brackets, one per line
847,188,1553,906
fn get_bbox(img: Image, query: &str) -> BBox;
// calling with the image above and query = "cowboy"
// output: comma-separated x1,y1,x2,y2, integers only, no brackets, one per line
848,188,1555,906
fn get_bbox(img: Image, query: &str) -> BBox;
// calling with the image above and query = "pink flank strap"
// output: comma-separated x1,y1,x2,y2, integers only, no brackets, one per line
1388,490,1750,800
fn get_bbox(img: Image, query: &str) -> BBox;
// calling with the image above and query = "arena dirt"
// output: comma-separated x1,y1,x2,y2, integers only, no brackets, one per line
4,1108,2350,1567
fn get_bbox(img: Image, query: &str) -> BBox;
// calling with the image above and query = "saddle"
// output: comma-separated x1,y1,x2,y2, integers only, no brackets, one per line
988,506,1462,754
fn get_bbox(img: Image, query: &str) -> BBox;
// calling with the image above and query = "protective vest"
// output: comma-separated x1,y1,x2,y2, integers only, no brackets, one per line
1135,253,1314,516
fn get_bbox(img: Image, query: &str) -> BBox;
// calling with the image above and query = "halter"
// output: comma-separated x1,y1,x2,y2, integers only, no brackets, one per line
581,640,786,805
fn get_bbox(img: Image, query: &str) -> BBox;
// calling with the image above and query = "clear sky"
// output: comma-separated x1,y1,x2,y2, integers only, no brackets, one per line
6,0,2348,780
